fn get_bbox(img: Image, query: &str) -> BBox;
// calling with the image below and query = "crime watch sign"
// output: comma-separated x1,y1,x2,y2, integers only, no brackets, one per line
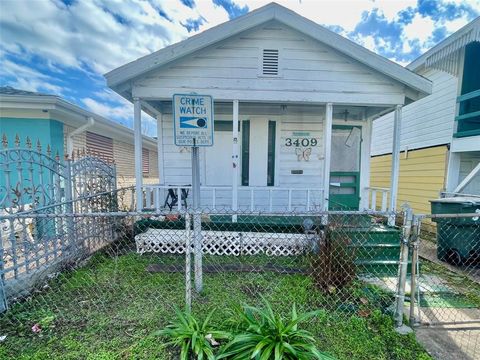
173,94,214,146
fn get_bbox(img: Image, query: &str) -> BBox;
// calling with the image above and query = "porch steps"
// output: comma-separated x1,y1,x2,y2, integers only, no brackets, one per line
337,226,411,276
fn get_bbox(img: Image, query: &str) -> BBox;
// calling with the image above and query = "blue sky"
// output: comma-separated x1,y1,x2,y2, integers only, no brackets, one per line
1,0,479,135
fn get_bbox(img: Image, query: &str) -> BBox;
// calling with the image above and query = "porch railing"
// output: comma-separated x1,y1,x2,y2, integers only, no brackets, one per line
365,186,389,211
142,185,324,212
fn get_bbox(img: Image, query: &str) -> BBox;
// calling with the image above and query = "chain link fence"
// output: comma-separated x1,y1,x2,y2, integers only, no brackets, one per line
409,213,480,359
1,198,412,356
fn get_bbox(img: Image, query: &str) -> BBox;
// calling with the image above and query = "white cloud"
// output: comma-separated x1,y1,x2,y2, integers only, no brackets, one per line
0,58,64,95
403,13,436,43
82,94,157,136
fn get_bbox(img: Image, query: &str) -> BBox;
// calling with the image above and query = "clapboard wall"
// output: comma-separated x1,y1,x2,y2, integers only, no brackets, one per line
371,68,458,156
134,20,407,106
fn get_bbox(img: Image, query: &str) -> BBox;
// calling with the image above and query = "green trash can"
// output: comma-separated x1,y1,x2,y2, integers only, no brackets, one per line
430,197,480,264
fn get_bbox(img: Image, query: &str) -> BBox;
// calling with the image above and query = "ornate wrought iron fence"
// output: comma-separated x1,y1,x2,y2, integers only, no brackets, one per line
0,135,118,312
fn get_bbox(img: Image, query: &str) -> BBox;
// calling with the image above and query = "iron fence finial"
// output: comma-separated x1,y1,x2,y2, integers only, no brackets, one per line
14,134,20,147
26,136,32,149
37,139,42,152
2,134,7,148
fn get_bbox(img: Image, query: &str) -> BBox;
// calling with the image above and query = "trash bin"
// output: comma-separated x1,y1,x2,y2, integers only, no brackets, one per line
430,197,480,264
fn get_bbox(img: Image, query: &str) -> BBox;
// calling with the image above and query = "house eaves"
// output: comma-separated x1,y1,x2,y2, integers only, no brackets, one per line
105,2,432,98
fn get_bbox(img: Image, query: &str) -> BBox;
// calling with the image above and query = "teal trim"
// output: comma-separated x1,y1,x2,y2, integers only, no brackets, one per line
333,124,361,130
453,129,480,138
457,89,480,103
241,120,250,186
267,120,276,186
458,43,480,135
329,171,361,210
455,110,480,121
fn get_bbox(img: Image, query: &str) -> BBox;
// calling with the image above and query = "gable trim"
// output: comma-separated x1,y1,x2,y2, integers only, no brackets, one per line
105,3,431,97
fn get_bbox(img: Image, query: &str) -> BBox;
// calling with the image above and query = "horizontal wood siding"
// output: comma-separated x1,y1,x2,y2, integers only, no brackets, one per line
371,68,458,156
278,115,323,188
370,145,448,214
135,21,406,105
113,139,159,181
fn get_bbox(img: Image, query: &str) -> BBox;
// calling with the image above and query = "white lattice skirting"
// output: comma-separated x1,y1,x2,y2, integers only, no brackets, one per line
135,229,319,256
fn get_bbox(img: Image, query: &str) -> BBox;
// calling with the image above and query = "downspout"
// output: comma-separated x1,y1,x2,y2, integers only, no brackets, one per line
67,116,95,158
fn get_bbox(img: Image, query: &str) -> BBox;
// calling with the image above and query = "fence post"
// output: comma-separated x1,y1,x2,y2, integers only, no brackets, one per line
192,145,203,293
64,160,76,256
394,206,413,331
0,225,7,312
185,213,192,312
409,215,421,326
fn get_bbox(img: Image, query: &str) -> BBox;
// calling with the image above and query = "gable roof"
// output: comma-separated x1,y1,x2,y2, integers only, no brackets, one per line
105,2,431,97
408,16,480,73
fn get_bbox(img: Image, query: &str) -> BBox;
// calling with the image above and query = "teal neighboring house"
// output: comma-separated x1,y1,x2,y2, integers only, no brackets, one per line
0,88,64,156
0,86,159,208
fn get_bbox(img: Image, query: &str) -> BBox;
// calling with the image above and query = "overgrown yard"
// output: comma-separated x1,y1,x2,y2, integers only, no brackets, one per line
0,251,431,360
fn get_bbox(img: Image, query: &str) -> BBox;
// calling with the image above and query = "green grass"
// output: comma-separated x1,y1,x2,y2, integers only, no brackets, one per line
0,251,431,360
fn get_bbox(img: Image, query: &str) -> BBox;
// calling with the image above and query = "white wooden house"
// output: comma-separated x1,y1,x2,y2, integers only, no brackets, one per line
105,2,431,213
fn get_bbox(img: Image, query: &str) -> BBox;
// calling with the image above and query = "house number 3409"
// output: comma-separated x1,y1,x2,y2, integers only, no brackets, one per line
285,138,318,147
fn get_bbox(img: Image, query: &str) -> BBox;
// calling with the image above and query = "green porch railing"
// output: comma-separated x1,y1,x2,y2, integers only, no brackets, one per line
454,89,480,138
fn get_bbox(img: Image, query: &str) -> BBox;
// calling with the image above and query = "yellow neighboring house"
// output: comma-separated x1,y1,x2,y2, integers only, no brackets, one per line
370,18,480,216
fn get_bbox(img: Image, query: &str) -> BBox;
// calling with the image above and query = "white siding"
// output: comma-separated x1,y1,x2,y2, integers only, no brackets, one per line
134,21,406,105
459,151,480,195
278,115,324,187
160,109,371,210
371,68,458,156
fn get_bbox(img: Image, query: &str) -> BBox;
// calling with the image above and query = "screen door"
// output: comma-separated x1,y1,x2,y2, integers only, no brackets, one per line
329,125,361,210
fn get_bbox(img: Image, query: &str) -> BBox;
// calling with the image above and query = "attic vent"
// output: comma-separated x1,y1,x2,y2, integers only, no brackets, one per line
262,49,279,76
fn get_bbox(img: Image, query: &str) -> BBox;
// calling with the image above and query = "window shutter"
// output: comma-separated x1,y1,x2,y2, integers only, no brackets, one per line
86,132,113,162
142,148,150,174
262,49,279,76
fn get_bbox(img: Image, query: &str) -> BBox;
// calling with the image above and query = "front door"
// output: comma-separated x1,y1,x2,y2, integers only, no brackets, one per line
205,124,233,186
329,125,361,210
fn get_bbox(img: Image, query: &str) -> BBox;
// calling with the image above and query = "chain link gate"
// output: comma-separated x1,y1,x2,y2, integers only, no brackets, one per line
409,212,480,359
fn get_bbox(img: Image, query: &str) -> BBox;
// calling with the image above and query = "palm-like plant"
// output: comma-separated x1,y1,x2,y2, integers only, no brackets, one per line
155,308,230,360
218,300,335,360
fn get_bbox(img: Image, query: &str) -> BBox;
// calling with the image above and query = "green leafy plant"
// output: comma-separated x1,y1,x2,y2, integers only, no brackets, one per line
218,300,335,360
154,308,230,360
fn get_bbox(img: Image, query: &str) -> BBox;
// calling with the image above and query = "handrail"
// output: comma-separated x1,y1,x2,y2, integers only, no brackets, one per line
365,186,390,212
142,185,324,212
457,89,480,103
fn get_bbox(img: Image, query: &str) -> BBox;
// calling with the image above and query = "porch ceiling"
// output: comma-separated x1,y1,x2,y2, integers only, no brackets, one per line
145,100,387,121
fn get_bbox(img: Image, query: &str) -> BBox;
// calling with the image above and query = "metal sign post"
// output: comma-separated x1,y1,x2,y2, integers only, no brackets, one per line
192,139,202,293
173,94,214,295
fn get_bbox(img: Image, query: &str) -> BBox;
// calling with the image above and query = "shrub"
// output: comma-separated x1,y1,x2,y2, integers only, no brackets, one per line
310,223,356,292
155,308,229,360
217,300,335,360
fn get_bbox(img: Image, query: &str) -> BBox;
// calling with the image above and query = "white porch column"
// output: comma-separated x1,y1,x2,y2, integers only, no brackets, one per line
389,105,402,214
323,103,333,212
359,117,373,210
156,113,165,185
134,98,143,211
232,100,239,219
